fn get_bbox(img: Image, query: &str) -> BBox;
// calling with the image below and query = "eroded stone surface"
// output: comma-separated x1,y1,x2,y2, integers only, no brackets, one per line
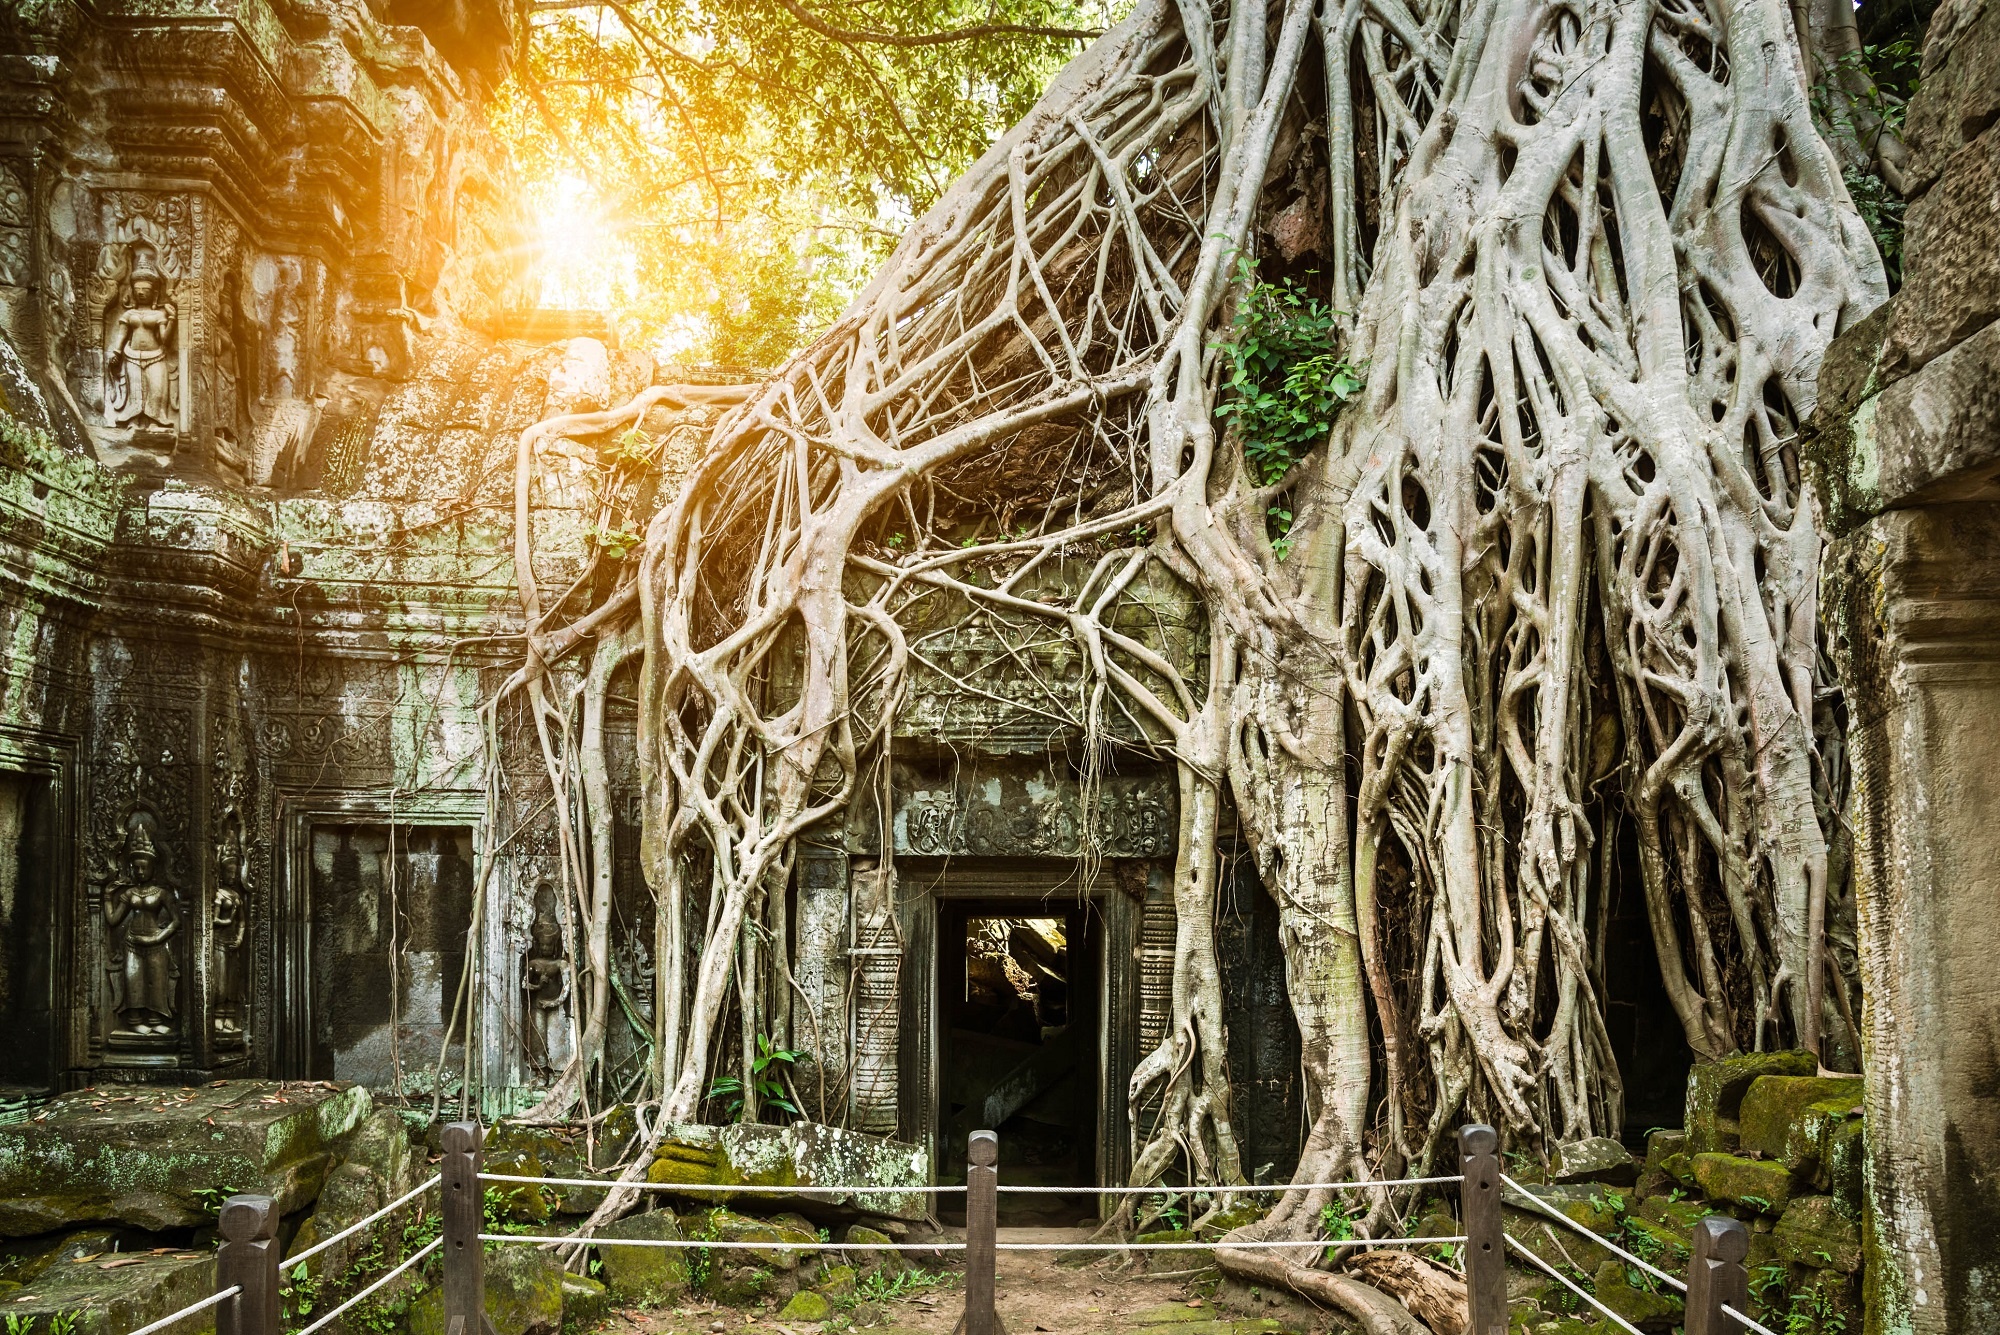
0,1081,370,1236
647,1121,929,1221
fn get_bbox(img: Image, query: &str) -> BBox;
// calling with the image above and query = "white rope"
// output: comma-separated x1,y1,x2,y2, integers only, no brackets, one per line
1722,1303,1780,1335
996,1175,1464,1195
122,1285,241,1335
1498,1174,1687,1294
1505,1236,1647,1335
1002,1237,1469,1251
288,1175,443,1269
478,1173,954,1194
480,1234,965,1252
293,1237,442,1335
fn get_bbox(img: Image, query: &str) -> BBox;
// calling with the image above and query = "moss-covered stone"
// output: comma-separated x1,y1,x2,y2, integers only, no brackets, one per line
562,1272,609,1329
1620,1217,1691,1270
1549,1137,1637,1187
648,1122,928,1221
1132,1319,1288,1335
778,1290,833,1321
701,1261,788,1307
287,1109,417,1282
1633,1197,1709,1233
1684,1051,1817,1156
594,1209,689,1303
816,1263,857,1299
1773,1196,1862,1273
1501,1185,1619,1274
0,1082,371,1237
1738,1077,1863,1160
1590,1261,1684,1331
840,1224,905,1278
487,1109,639,1217
702,1209,820,1270
1691,1154,1794,1214
0,1248,215,1335
409,1246,565,1335
1780,1096,1865,1197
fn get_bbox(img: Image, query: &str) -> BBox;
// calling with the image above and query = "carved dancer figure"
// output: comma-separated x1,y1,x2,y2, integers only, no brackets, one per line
522,911,570,1078
105,823,180,1037
212,819,249,1041
103,241,178,430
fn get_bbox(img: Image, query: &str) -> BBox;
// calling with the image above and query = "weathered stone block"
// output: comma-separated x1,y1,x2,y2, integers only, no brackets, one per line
1633,1197,1709,1233
1690,1154,1794,1215
1548,1137,1637,1187
1501,1185,1618,1274
1684,1051,1816,1156
1779,1094,1865,1190
595,1208,690,1303
817,1262,857,1298
286,1108,416,1282
701,1209,820,1270
0,1082,371,1236
1738,1077,1864,1160
0,1250,215,1335
1884,124,2000,378
561,1272,609,1327
409,1245,565,1335
1903,0,2000,191
1773,1196,1862,1274
487,1108,638,1216
1590,1261,1683,1331
648,1122,928,1220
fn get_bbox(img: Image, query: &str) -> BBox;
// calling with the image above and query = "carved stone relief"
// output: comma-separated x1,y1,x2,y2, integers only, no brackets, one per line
520,883,571,1079
211,805,249,1050
100,813,182,1050
893,768,1175,858
82,195,196,460
0,163,28,287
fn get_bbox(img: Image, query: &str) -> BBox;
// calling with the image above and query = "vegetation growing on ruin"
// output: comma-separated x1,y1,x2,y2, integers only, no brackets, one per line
473,0,1924,1312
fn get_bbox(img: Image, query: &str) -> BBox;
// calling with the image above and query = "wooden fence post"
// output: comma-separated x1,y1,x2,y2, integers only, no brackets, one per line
957,1129,1007,1335
443,1120,494,1335
1459,1124,1507,1335
1686,1215,1751,1335
216,1194,279,1335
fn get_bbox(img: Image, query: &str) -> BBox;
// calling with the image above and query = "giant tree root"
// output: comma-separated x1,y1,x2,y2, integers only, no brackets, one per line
1215,1244,1427,1335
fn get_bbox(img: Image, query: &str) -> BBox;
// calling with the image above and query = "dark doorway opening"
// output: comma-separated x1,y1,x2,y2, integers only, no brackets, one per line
1603,814,1694,1140
307,824,475,1091
938,899,1100,1225
0,773,56,1094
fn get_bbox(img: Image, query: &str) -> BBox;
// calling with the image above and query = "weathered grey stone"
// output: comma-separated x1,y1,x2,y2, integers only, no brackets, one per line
0,1081,370,1236
841,1223,907,1278
595,1208,690,1304
1684,1051,1816,1156
1884,122,2000,379
1903,0,2000,192
287,1108,417,1282
1548,1137,1637,1187
647,1122,929,1220
1500,1185,1619,1274
816,1263,857,1299
487,1108,640,1216
562,1272,610,1327
701,1209,821,1270
1774,1195,1863,1273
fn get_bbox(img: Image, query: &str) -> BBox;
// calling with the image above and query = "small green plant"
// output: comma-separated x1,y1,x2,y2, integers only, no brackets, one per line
607,427,657,467
708,1033,802,1120
1750,1263,1790,1303
854,1265,955,1303
1216,258,1364,485
283,1263,321,1322
1740,1194,1774,1214
1267,506,1294,562
5,1314,33,1335
45,1315,76,1335
190,1184,242,1214
1318,1201,1358,1258
1785,1286,1848,1335
585,521,643,559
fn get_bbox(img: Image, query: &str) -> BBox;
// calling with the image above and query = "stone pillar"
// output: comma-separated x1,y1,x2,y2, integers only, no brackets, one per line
1806,8,2000,1333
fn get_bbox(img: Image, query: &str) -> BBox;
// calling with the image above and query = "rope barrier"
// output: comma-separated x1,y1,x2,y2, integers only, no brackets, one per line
478,1173,956,1195
293,1237,443,1335
1505,1236,1647,1335
288,1175,443,1270
479,1234,966,1251
995,1175,1464,1195
1498,1173,1688,1294
123,1285,242,1335
1721,1303,1780,1335
998,1237,1469,1251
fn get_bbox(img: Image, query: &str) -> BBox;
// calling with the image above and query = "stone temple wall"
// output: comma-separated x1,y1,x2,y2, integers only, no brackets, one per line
1804,0,2000,1329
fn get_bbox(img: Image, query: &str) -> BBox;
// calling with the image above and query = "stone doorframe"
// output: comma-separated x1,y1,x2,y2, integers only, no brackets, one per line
272,793,502,1094
0,724,80,1087
895,858,1147,1196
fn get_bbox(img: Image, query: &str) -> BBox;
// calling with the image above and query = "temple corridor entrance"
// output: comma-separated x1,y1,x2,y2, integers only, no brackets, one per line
937,899,1101,1225
304,823,475,1090
0,773,57,1095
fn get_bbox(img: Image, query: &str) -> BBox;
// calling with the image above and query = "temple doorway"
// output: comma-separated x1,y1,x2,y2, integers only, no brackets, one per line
304,823,475,1091
0,773,57,1096
936,898,1102,1225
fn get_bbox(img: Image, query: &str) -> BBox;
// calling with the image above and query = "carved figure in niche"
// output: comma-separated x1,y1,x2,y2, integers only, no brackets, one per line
212,811,249,1044
521,890,570,1078
104,820,180,1039
101,240,179,431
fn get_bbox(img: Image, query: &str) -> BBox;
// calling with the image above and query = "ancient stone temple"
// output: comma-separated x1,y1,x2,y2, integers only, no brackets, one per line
0,0,1283,1199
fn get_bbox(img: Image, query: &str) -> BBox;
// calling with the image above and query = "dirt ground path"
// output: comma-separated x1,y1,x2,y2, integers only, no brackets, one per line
593,1228,1355,1335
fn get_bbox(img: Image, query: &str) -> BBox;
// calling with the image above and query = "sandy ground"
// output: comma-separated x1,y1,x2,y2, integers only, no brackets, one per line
592,1228,1356,1335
